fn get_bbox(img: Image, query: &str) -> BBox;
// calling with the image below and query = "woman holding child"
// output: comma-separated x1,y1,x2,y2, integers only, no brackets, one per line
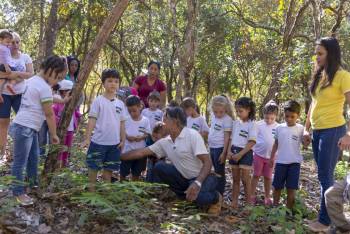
305,37,350,232
0,31,34,158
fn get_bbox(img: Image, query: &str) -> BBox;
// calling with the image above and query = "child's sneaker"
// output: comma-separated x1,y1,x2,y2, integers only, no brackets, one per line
250,196,257,205
6,83,16,95
16,194,34,206
264,198,272,206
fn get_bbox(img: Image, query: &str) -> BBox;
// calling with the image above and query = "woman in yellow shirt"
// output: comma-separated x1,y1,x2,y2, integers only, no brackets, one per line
305,37,350,232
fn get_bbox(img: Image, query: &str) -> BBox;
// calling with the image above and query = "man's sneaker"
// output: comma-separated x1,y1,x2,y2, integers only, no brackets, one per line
208,193,222,216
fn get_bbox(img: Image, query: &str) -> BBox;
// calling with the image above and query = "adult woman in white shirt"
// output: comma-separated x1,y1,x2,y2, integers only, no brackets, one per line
0,32,34,157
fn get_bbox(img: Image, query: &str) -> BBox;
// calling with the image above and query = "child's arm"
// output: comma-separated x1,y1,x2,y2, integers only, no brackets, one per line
269,140,278,168
231,140,256,161
219,131,231,163
42,102,59,144
81,117,96,148
119,120,126,150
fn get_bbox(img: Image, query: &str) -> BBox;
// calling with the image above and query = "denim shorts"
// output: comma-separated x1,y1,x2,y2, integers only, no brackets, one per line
229,146,253,168
86,141,121,171
0,94,22,118
272,163,301,190
120,158,147,177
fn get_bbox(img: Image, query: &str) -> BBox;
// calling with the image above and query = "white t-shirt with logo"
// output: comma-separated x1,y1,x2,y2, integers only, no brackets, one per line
187,116,209,133
13,75,53,131
149,127,208,179
275,123,304,164
89,95,127,145
3,53,32,95
123,116,151,153
231,120,257,148
208,114,233,148
141,108,163,130
253,120,279,159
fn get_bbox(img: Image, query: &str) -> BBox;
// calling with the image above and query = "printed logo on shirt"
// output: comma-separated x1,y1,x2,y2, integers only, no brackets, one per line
272,129,276,137
214,123,222,131
191,123,200,131
154,115,162,121
291,135,298,141
239,130,248,138
138,126,147,134
116,106,122,114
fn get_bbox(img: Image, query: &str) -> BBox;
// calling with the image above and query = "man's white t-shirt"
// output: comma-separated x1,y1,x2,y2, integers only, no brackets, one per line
13,75,53,131
208,114,233,148
275,123,304,164
3,53,32,95
89,95,127,145
253,120,279,158
141,108,163,130
123,116,151,153
187,116,209,133
231,120,257,148
149,127,208,179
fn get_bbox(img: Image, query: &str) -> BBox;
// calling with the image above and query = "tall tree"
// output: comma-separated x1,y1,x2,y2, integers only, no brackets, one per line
42,0,130,181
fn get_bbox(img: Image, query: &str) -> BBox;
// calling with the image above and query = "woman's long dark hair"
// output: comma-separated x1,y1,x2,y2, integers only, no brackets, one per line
310,37,341,95
66,55,80,80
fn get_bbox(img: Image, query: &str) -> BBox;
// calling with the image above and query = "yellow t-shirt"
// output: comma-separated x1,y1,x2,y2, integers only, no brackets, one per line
310,69,350,130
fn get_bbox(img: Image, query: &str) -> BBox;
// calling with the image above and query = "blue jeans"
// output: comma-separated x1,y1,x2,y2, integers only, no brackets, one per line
38,121,49,157
152,161,219,206
9,123,39,196
210,147,226,194
312,125,346,225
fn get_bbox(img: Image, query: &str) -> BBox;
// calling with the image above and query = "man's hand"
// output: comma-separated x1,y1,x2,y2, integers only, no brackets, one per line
269,158,275,168
118,140,125,150
185,182,201,202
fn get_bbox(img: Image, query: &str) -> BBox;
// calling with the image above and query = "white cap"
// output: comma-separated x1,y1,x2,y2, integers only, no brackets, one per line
58,80,74,91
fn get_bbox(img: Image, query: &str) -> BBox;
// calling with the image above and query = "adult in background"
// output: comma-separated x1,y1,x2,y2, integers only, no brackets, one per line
0,31,34,158
133,61,166,108
121,106,222,215
65,56,80,83
304,37,350,232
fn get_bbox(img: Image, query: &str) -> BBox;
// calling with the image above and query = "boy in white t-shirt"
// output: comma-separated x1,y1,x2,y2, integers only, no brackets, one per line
120,95,151,181
270,100,309,209
82,69,127,192
251,101,279,206
141,91,163,130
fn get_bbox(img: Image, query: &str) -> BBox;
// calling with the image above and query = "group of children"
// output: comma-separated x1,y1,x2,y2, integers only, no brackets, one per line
180,95,307,210
80,66,308,211
7,52,308,210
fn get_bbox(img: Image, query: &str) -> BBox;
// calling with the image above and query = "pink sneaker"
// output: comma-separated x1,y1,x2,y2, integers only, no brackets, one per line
264,198,273,206
250,196,257,205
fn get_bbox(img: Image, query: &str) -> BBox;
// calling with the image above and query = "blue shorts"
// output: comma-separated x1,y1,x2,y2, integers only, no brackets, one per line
0,94,22,118
272,163,301,190
86,141,121,171
120,158,147,177
229,146,253,168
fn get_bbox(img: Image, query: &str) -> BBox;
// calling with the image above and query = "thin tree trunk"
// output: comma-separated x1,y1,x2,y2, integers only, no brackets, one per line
42,0,130,183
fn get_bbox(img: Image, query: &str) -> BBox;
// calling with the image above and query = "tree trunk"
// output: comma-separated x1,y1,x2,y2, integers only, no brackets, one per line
42,0,130,183
171,0,198,101
259,0,311,116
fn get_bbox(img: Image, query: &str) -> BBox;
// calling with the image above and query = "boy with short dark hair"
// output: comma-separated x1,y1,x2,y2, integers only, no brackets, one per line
270,100,308,209
82,68,127,191
142,91,163,130
120,95,151,181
